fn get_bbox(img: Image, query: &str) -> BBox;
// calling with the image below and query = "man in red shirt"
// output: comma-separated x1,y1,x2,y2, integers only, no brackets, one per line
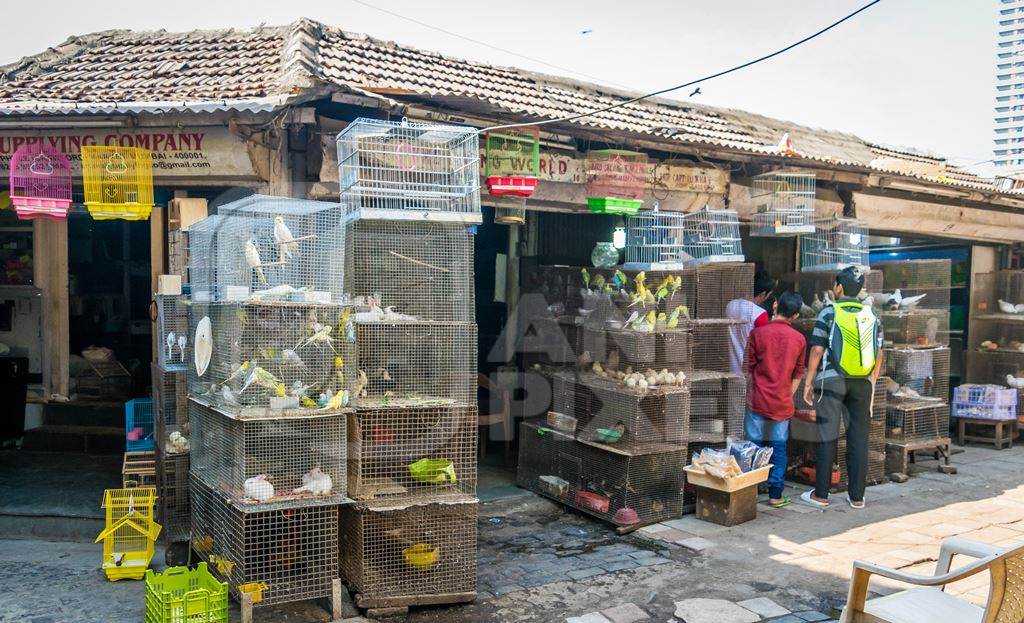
744,292,807,507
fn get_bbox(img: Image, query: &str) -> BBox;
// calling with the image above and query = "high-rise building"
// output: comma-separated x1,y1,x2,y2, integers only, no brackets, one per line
996,0,1024,167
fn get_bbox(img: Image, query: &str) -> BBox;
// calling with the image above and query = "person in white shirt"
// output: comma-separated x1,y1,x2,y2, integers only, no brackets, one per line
725,270,777,375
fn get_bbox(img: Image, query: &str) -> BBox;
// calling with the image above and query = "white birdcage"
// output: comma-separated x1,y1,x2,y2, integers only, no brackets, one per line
750,170,816,236
801,217,869,272
336,118,481,224
680,207,744,265
155,294,190,371
623,209,688,270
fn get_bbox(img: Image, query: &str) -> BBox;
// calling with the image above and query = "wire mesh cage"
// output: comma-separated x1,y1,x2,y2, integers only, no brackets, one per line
187,301,357,417
156,446,190,543
336,117,481,222
749,170,816,236
584,150,647,215
884,346,950,401
344,218,475,322
190,476,339,607
339,498,478,608
874,259,952,310
679,208,744,265
155,294,190,371
623,210,688,270
354,322,476,407
9,143,73,221
152,364,189,455
526,314,582,367
886,399,950,444
81,146,154,221
800,217,868,272
969,271,1024,352
347,405,477,502
484,126,539,197
966,349,1024,385
584,326,693,372
794,269,884,310
687,370,746,444
190,196,347,304
516,421,686,526
877,309,950,347
189,399,347,507
492,195,527,225
186,215,224,302
686,319,746,373
98,487,160,581
168,228,189,284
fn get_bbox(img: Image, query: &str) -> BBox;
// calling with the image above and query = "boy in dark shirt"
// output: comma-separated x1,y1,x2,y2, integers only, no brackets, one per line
745,292,807,507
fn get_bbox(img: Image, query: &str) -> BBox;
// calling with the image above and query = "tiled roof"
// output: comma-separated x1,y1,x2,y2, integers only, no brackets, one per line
0,19,1000,193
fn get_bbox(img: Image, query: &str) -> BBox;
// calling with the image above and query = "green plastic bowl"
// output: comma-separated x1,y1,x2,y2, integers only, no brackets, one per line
595,428,624,444
408,458,457,484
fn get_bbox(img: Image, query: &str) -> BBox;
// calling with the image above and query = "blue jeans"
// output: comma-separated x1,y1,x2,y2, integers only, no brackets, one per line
744,411,789,500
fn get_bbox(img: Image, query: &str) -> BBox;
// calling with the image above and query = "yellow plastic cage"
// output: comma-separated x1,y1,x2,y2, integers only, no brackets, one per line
95,487,162,581
82,146,154,221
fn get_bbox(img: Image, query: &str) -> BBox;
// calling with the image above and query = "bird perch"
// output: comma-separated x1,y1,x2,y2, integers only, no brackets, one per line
388,250,449,273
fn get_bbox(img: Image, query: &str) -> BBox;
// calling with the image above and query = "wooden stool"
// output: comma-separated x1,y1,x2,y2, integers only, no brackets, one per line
957,417,1017,450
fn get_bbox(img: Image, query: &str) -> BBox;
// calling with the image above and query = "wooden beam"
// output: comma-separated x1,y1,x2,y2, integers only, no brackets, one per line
33,219,69,398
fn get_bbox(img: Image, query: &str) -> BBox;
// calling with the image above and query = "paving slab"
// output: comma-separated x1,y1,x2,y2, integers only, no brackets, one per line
675,536,715,552
566,613,612,623
673,598,760,623
662,516,729,535
600,602,650,623
793,612,831,622
736,597,790,617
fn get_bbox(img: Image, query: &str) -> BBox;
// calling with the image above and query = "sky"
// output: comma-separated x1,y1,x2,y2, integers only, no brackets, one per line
0,1,996,174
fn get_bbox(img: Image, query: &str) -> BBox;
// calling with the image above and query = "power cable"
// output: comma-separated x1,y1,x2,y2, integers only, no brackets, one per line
481,0,884,132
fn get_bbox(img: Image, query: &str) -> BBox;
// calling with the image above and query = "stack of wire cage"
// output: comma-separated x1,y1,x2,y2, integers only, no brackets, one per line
335,118,479,612
749,170,817,237
800,217,869,273
874,258,952,349
965,270,1024,427
186,196,355,611
791,268,884,339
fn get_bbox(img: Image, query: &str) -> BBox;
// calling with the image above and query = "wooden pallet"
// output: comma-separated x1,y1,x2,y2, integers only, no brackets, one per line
122,450,157,487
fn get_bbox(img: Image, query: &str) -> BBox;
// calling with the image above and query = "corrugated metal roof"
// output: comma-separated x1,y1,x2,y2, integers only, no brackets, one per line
0,18,1002,194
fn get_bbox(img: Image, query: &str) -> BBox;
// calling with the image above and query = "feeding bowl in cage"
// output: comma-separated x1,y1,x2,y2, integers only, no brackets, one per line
612,507,640,527
484,127,540,197
494,196,527,225
749,170,816,236
82,146,154,221
585,150,647,215
408,458,458,484
574,490,610,513
594,427,624,444
403,543,440,570
9,144,73,221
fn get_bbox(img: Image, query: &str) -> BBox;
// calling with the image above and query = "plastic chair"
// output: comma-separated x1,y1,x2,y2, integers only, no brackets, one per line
841,537,1024,623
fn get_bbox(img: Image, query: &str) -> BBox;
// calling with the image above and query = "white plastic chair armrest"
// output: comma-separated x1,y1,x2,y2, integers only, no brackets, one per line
935,537,1007,575
853,556,994,588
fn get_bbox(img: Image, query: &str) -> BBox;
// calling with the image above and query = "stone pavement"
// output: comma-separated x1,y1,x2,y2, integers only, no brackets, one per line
3,445,1023,622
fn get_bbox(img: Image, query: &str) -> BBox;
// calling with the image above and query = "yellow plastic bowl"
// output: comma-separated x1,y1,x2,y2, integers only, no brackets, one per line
403,543,439,569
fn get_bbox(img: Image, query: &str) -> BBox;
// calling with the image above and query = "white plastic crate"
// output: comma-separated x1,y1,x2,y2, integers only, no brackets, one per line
953,384,1018,421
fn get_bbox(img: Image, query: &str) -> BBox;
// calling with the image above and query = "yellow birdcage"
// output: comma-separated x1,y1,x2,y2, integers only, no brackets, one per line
95,487,162,581
82,146,154,221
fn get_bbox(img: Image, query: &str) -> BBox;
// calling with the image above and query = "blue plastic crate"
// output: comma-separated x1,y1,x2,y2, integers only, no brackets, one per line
126,398,155,451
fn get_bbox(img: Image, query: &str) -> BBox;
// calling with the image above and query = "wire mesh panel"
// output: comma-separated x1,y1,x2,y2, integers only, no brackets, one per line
800,217,868,272
186,215,224,302
354,322,476,406
152,364,189,455
568,372,689,450
683,263,755,319
347,405,477,502
680,208,744,264
168,228,189,284
191,196,347,303
624,210,688,269
527,315,582,367
156,445,190,543
188,302,357,417
884,346,950,401
190,476,339,607
336,118,481,222
189,399,347,507
339,498,478,607
750,170,816,236
81,145,154,221
344,218,475,322
686,319,745,373
155,294,190,371
874,259,951,310
516,421,686,526
886,399,950,444
493,195,528,225
877,309,950,347
9,143,73,220
687,370,745,443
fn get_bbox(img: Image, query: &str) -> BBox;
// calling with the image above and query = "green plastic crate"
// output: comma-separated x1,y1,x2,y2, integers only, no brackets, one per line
145,562,228,623
587,197,644,215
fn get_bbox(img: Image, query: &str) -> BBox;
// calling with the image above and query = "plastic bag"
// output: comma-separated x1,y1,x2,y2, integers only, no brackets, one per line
727,437,759,472
690,448,742,478
752,446,774,470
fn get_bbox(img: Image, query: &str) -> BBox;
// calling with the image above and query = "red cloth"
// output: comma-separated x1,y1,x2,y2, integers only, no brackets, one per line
746,319,807,421
754,311,769,328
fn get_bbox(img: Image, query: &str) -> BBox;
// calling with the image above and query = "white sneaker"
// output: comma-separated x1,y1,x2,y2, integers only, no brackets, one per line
848,495,865,509
800,489,829,508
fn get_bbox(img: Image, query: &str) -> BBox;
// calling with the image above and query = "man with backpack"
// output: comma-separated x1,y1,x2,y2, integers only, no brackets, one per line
800,266,883,509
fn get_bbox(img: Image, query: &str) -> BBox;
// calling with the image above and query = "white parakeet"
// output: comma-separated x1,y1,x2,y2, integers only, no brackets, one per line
245,239,267,285
274,216,298,261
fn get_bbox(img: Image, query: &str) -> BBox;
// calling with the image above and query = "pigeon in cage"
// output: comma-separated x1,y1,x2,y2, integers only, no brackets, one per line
293,465,333,496
998,299,1024,315
243,474,275,502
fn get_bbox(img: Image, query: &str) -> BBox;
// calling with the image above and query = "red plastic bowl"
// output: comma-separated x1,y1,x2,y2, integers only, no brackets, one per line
612,507,640,526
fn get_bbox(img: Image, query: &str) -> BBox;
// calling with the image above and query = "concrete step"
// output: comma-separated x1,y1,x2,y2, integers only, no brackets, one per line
21,424,124,454
0,513,105,541
42,401,123,428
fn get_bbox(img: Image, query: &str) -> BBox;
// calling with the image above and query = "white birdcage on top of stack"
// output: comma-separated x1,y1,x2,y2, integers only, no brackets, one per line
623,209,688,270
750,169,816,236
679,207,744,265
189,195,347,304
336,117,481,224
801,217,869,273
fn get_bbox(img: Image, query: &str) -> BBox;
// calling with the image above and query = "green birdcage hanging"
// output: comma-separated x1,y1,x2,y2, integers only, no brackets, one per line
484,126,540,197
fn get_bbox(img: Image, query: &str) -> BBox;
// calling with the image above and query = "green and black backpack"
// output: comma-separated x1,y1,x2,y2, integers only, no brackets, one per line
827,301,879,378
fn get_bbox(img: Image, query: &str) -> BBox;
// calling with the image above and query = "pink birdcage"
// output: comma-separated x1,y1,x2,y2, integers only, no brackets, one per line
585,150,647,215
9,144,73,221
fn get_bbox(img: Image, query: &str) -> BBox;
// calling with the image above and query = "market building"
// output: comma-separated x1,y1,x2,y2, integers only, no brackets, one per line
1,16,1023,619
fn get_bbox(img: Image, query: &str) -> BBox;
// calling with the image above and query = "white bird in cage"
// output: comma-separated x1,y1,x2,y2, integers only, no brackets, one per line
1006,374,1024,389
296,323,335,352
873,289,927,310
281,349,307,369
274,216,299,261
165,332,176,362
177,335,187,362
220,385,241,406
293,466,332,496
243,474,274,502
245,239,267,285
998,299,1024,314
